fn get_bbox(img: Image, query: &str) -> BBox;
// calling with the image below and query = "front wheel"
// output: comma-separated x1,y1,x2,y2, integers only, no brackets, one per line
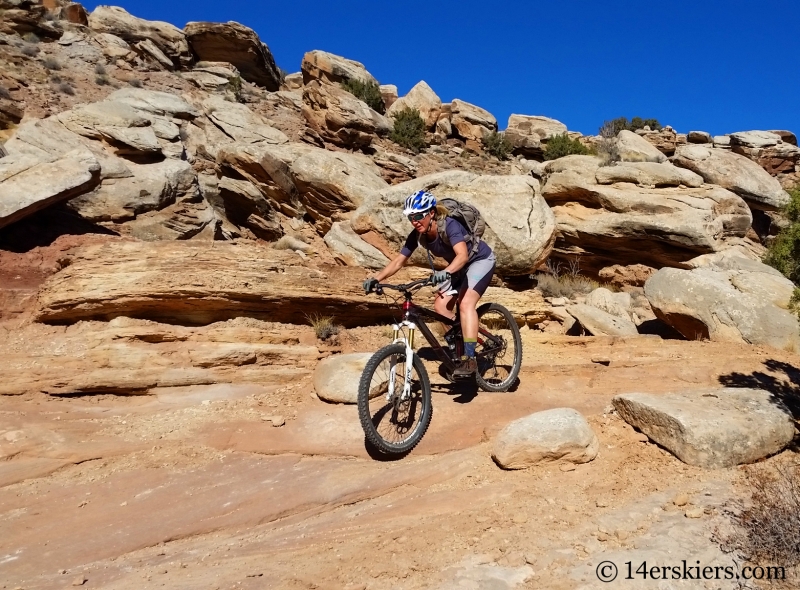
357,343,432,455
474,303,523,392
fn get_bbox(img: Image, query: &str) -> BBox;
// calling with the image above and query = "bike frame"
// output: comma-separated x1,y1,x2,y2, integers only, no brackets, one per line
377,280,506,393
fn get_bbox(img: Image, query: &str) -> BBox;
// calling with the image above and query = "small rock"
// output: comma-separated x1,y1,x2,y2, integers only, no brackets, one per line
685,507,704,519
673,493,690,507
559,463,576,472
591,356,610,366
72,576,87,586
595,499,609,508
596,531,610,542
615,530,629,541
512,514,528,524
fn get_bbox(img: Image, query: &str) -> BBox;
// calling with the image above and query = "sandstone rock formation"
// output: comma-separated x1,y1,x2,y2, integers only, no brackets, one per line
613,389,795,468
302,80,390,149
504,115,568,159
351,171,555,276
386,81,441,129
184,21,281,90
492,408,599,469
88,5,191,69
216,142,388,232
672,144,790,211
0,151,101,229
541,156,752,273
313,352,373,403
301,50,378,86
450,99,497,143
644,258,800,350
565,303,638,336
616,130,667,163
33,241,401,326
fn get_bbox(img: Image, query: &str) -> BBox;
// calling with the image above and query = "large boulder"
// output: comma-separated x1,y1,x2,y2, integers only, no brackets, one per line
301,80,390,149
88,6,191,69
637,126,682,156
386,81,442,129
450,99,497,142
492,408,599,469
0,151,101,230
351,171,556,276
644,259,800,350
313,353,373,403
184,21,281,91
541,155,753,273
616,130,667,163
104,88,200,120
504,114,568,159
301,50,378,86
613,389,796,468
565,303,638,336
672,144,790,211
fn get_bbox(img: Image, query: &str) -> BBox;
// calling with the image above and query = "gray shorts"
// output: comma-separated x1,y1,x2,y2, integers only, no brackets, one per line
438,253,496,298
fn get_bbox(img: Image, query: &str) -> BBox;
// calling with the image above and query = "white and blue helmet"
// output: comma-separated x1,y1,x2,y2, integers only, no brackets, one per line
403,190,437,216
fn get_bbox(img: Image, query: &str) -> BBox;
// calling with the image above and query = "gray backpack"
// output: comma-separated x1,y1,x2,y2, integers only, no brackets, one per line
419,198,486,257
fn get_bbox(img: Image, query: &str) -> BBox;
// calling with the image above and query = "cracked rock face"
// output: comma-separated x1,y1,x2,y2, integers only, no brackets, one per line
351,171,556,276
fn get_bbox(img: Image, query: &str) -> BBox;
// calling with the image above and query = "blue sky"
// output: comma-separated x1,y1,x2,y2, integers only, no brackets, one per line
83,0,800,138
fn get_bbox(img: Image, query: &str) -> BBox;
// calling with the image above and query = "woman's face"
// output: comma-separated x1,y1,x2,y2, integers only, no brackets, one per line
408,210,434,234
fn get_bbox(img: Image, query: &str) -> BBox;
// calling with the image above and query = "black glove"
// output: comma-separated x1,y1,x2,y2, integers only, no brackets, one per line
431,270,451,286
363,277,378,294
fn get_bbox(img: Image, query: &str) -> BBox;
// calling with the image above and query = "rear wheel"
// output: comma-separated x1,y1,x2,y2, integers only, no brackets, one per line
357,343,432,455
474,303,523,392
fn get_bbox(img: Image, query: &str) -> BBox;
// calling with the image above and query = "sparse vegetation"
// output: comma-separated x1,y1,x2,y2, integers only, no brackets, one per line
128,78,143,88
43,57,61,71
22,32,40,44
389,106,426,153
483,130,513,160
306,313,342,341
49,73,62,83
601,116,662,135
723,461,800,578
596,119,620,166
58,82,75,95
534,259,600,298
543,133,592,160
227,74,243,103
95,75,111,86
764,188,800,308
94,63,107,75
20,44,39,57
340,78,385,114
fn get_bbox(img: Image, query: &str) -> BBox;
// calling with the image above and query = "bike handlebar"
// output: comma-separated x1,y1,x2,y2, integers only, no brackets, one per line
374,277,432,296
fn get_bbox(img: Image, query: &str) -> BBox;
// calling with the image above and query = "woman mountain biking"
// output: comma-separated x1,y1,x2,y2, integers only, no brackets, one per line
363,190,497,377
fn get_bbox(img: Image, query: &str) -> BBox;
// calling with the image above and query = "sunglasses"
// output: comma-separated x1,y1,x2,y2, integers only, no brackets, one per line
407,211,430,222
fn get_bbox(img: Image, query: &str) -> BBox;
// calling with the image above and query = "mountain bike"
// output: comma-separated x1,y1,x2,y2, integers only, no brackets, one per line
358,277,523,456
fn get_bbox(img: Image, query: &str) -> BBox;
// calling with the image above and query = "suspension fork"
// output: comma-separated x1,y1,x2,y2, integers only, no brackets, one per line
389,320,416,401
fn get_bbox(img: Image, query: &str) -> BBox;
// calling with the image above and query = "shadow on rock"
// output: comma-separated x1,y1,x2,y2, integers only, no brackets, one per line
718,359,800,422
0,204,117,253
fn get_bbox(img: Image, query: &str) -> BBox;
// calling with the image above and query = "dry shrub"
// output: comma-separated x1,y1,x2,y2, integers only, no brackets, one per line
306,313,341,341
534,259,600,298
723,461,800,586
43,57,61,71
58,82,75,95
128,78,143,88
20,44,39,57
